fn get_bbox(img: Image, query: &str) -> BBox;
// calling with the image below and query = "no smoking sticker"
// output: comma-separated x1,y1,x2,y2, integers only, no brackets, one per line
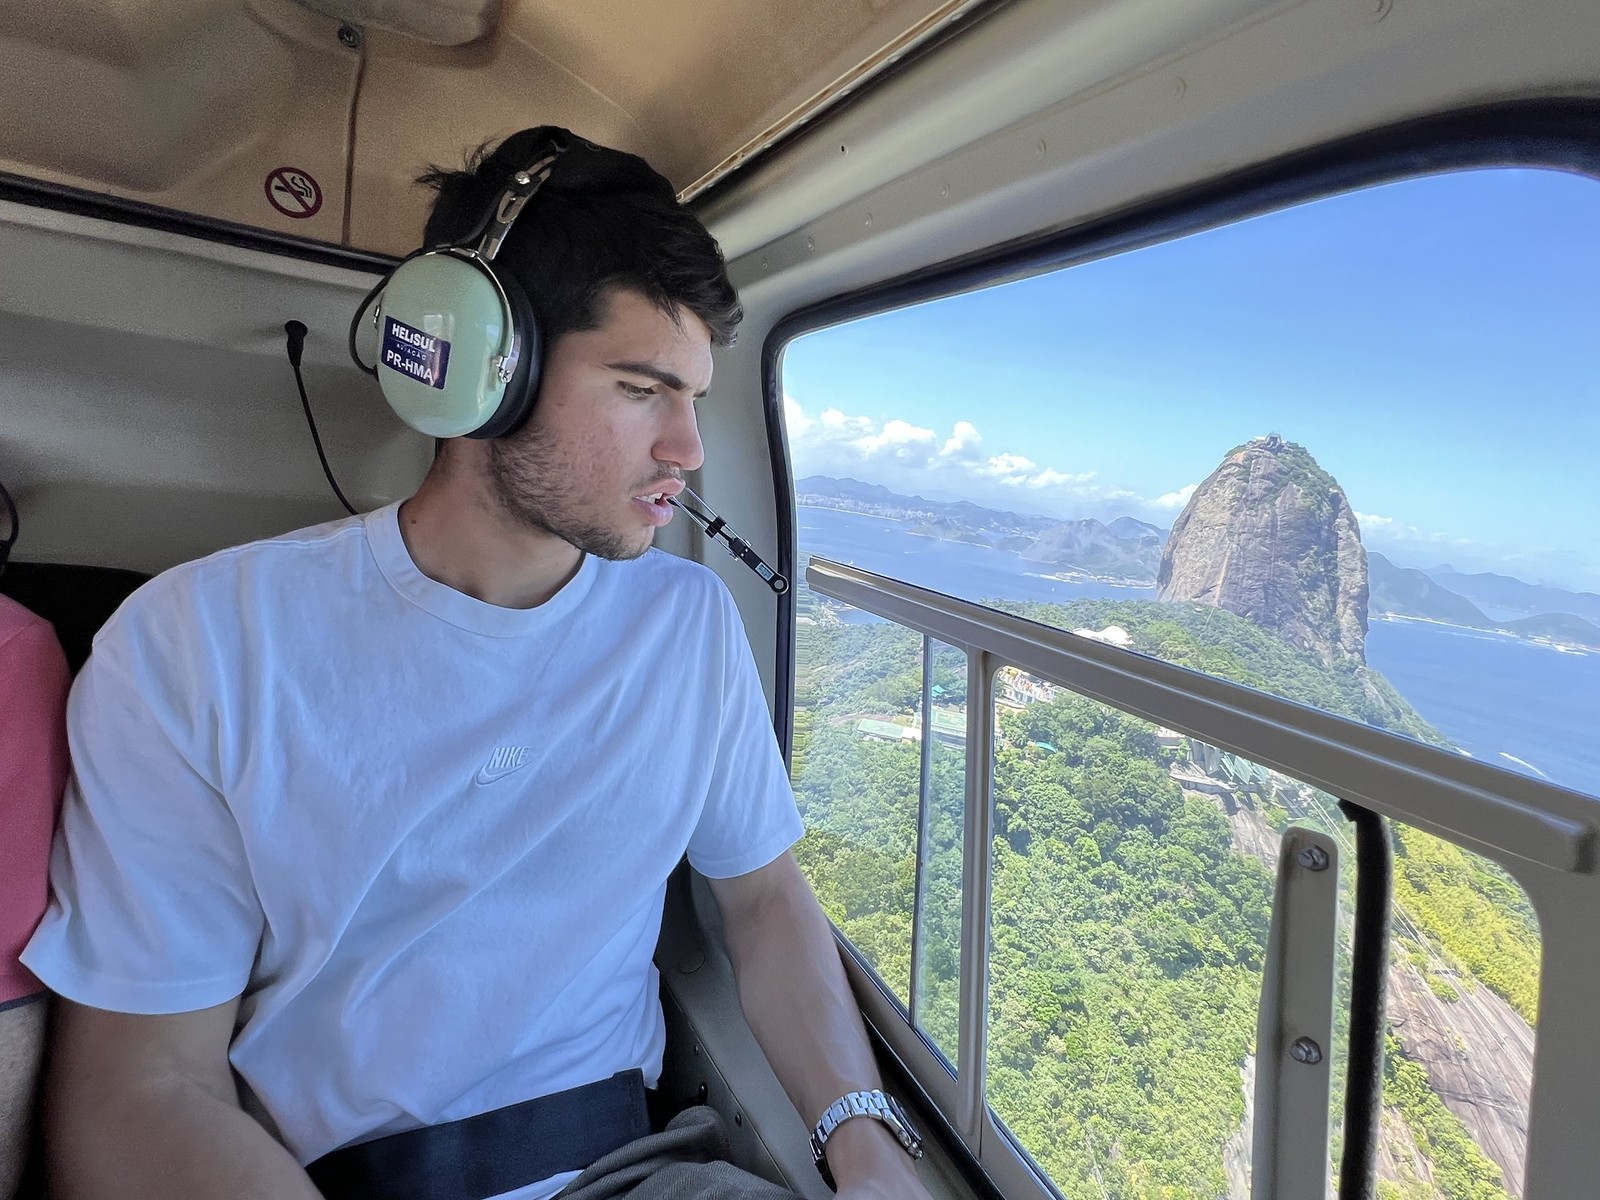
265,167,323,219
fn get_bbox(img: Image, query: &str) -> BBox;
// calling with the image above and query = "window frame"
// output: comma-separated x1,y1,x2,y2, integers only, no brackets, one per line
761,97,1600,1200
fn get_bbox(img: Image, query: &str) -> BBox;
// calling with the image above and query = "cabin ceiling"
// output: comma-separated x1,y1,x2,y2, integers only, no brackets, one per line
0,0,990,257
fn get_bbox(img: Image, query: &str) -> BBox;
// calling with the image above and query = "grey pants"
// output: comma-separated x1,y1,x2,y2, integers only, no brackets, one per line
554,1107,802,1200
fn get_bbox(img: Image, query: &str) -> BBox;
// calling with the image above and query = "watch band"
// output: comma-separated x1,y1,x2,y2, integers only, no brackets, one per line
810,1089,924,1186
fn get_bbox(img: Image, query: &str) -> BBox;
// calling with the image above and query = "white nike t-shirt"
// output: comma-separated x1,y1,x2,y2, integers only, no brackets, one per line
23,504,803,1198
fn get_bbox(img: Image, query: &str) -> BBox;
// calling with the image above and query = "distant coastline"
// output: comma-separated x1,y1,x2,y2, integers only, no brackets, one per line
801,500,1596,653
1371,610,1594,656
797,502,909,524
1039,568,1157,589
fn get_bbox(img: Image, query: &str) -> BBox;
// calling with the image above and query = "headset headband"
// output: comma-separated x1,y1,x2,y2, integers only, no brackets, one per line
460,147,566,388
476,149,564,261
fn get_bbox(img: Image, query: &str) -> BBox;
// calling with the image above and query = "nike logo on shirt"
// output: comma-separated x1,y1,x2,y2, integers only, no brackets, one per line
476,746,531,785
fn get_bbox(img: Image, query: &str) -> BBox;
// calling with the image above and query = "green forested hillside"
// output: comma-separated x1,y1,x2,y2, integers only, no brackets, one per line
986,696,1272,1198
991,597,1442,744
792,598,1536,1200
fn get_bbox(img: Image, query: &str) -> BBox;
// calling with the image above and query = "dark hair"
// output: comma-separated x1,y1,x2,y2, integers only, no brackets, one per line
417,126,742,348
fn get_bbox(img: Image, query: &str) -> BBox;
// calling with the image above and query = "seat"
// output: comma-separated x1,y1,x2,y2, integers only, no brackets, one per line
0,562,150,676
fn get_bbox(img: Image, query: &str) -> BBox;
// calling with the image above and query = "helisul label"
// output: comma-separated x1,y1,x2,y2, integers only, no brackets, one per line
381,316,451,389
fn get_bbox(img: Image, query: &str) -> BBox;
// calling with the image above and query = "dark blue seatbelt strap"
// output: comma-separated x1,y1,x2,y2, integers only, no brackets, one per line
306,1069,651,1200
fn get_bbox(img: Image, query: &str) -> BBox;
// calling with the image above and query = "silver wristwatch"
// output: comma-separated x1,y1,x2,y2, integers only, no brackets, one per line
810,1089,924,1185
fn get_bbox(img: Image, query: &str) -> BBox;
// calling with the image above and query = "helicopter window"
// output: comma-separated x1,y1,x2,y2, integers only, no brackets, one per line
781,164,1578,1200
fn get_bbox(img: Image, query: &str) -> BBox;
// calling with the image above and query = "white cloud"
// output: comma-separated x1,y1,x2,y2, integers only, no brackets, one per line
940,421,983,461
970,452,1096,491
852,418,939,461
1358,512,1478,547
1155,483,1198,510
979,452,1038,479
782,394,814,437
1027,468,1092,489
820,407,870,433
785,395,1164,518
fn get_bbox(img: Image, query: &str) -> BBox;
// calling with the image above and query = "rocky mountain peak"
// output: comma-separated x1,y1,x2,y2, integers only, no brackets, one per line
1156,435,1369,664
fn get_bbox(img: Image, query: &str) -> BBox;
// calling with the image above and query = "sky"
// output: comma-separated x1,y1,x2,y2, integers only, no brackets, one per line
780,167,1600,593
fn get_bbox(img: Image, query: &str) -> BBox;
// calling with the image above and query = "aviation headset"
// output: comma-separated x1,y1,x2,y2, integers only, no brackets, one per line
349,135,570,440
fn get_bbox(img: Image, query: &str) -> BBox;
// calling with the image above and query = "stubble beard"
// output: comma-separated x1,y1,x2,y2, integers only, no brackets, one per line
484,419,653,561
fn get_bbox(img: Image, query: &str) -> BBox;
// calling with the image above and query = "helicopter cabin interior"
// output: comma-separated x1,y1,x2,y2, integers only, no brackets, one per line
1,0,1598,1197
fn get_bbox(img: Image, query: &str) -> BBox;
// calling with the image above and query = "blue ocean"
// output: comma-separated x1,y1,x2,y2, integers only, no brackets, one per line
798,505,1600,799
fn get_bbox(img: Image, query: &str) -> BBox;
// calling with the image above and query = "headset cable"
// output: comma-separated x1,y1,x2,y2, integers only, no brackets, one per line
285,320,358,517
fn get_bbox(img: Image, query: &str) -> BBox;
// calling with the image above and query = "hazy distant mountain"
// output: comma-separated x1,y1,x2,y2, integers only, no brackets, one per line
1370,554,1600,649
794,475,1053,535
795,475,1166,580
1020,517,1163,581
795,476,907,507
1501,612,1600,648
1368,553,1495,628
1423,564,1600,625
1107,516,1165,543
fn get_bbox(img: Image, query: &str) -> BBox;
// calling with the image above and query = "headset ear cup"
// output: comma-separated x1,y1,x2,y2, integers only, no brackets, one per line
467,268,541,440
373,252,516,438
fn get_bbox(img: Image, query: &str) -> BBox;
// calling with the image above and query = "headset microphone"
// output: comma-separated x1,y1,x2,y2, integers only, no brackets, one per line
669,486,789,595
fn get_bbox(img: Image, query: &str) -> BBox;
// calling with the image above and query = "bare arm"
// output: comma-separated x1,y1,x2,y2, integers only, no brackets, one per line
44,997,322,1200
0,997,47,1199
710,853,931,1199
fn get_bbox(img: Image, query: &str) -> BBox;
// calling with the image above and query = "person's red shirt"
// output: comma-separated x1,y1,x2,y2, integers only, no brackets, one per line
0,593,69,1007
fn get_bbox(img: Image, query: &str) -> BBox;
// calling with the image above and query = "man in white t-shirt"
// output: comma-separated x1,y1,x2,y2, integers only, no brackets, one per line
22,129,933,1200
